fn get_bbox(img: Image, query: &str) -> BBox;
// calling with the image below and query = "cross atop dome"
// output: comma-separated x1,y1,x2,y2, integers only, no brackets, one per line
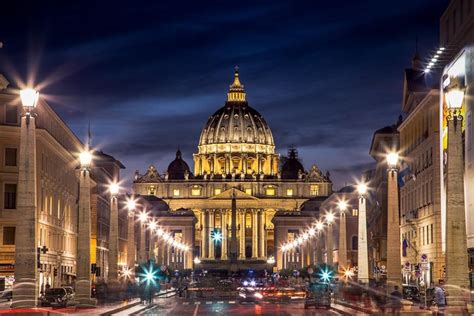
227,66,246,102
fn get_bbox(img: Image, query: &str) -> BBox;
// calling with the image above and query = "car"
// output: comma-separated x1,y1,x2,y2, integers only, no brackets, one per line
62,286,75,300
304,282,331,309
238,287,263,304
40,287,71,307
0,290,12,301
402,285,421,303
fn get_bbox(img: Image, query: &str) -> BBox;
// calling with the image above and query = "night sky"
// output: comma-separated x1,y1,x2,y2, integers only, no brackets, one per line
0,1,447,189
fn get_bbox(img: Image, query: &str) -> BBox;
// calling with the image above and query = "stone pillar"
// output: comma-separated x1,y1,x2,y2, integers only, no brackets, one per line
256,154,261,174
209,211,215,259
327,224,333,265
139,222,147,263
338,212,347,270
75,164,96,306
275,227,285,270
243,154,248,174
183,227,194,269
239,211,246,259
445,115,469,305
201,211,208,259
387,168,402,288
127,213,136,274
252,210,258,259
108,195,119,282
230,196,238,261
259,210,265,258
221,210,228,260
316,232,323,264
12,115,38,308
149,233,156,262
358,195,369,283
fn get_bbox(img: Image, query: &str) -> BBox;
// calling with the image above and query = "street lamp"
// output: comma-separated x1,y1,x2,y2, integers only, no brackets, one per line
75,150,97,307
12,88,40,308
443,75,469,306
337,200,348,272
386,152,402,289
357,182,369,284
325,212,335,266
126,197,137,279
138,210,149,263
108,182,120,284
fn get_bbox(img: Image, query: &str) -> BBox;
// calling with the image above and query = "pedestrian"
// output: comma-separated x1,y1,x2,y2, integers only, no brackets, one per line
389,285,402,315
434,280,446,315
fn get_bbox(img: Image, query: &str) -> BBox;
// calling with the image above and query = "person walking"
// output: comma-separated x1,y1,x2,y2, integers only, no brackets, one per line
434,281,446,315
389,285,403,315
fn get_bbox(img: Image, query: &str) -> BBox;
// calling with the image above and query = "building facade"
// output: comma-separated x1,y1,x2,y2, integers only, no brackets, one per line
133,70,332,270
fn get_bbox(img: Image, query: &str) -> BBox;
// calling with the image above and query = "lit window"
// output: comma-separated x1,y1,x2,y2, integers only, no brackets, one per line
214,188,222,195
173,189,180,196
286,188,294,196
191,186,201,196
352,209,358,217
148,185,156,195
310,185,319,196
265,186,275,196
245,188,252,195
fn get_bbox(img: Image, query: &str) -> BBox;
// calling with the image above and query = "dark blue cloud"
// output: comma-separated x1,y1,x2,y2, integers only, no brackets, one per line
0,0,448,189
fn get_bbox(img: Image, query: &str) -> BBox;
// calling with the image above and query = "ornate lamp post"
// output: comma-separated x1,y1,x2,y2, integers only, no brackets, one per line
76,150,96,307
357,183,369,284
108,183,120,284
386,152,402,288
126,198,137,280
325,212,335,266
138,211,149,263
147,220,158,262
337,200,348,272
315,221,324,264
12,88,39,308
444,75,469,306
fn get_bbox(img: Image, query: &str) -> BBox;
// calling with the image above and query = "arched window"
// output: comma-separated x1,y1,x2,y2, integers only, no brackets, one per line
352,236,358,250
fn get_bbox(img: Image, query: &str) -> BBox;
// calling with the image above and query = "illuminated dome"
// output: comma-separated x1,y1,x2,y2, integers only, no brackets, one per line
198,69,275,153
194,68,279,177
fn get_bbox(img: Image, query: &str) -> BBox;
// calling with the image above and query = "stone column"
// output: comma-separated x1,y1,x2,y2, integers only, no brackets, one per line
327,224,333,265
230,195,238,261
242,154,248,174
239,211,246,259
149,233,156,262
209,211,215,259
75,163,96,306
259,210,265,258
316,232,323,264
357,195,369,283
12,115,38,308
127,213,136,274
108,195,119,282
445,115,469,305
338,212,347,270
201,211,208,259
275,227,285,270
387,168,402,288
139,222,147,263
221,210,228,260
183,227,194,269
252,210,258,259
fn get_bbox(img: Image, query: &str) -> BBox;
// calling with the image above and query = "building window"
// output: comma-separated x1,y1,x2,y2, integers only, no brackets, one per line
191,186,201,196
148,185,156,195
245,188,252,195
3,227,15,245
352,209,358,217
5,148,17,166
4,184,17,209
5,104,18,124
352,236,358,250
310,185,319,196
173,189,180,197
265,186,276,196
286,188,293,196
214,188,222,195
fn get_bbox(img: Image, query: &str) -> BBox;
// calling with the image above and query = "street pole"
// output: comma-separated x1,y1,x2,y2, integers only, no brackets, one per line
386,152,402,289
108,184,120,283
326,217,334,266
126,198,136,281
12,89,39,308
76,150,96,307
357,184,369,284
444,76,469,306
139,212,148,264
338,201,348,272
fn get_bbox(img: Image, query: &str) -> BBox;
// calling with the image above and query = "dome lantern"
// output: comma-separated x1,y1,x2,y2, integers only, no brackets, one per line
227,66,246,102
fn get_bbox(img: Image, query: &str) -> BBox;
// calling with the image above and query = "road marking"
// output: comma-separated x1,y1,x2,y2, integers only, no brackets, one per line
194,301,200,305
193,303,199,316
205,301,212,304
228,301,236,304
183,302,189,305
217,301,224,304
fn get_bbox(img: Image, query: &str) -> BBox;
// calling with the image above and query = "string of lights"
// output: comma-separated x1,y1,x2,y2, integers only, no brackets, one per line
424,46,446,73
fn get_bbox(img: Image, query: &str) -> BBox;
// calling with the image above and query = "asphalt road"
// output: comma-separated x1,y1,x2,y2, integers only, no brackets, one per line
136,297,343,316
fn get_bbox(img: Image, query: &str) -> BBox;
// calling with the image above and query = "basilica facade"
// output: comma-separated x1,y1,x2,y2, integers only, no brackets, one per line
133,70,332,270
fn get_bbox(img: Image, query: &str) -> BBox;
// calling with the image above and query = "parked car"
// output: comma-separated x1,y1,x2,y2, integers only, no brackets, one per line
402,285,421,303
304,282,331,309
40,287,70,307
0,290,12,301
62,286,75,300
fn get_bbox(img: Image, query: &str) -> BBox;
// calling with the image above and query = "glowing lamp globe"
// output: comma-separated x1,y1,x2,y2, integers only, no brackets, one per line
79,151,92,169
20,88,39,109
194,257,201,264
387,152,399,168
337,200,348,211
109,182,120,196
326,212,335,223
316,222,324,231
138,211,148,223
357,183,368,195
446,89,465,109
127,199,136,211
